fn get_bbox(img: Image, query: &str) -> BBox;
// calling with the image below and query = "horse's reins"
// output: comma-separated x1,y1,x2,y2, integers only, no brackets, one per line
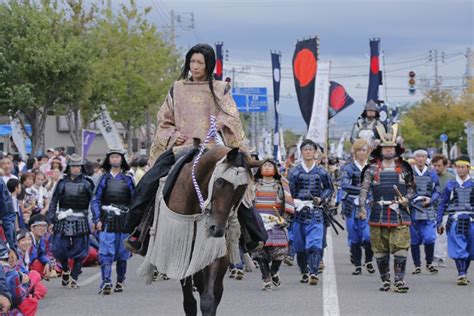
191,115,218,214
191,116,249,216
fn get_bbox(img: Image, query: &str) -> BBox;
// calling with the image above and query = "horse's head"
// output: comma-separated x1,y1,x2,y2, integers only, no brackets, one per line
207,148,261,238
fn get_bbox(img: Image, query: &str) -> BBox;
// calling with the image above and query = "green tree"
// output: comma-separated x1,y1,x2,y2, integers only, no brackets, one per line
0,0,94,154
89,0,180,155
400,90,474,153
60,0,98,154
283,129,301,149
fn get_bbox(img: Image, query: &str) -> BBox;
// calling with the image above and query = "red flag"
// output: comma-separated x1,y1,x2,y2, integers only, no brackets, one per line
328,81,354,119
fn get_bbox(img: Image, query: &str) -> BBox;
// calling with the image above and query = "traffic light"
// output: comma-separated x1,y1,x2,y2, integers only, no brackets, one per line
408,71,416,95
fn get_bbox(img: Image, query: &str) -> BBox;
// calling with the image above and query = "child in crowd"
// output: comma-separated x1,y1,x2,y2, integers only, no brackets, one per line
15,230,48,316
28,215,51,278
30,172,49,216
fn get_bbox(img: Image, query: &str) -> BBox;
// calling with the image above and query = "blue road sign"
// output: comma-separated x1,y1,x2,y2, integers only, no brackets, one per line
439,133,448,142
232,87,268,112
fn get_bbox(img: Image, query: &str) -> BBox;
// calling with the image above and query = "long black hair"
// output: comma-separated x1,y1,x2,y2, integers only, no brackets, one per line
179,43,228,114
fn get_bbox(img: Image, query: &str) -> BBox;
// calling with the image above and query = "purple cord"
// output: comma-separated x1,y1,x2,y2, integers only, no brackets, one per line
191,115,217,210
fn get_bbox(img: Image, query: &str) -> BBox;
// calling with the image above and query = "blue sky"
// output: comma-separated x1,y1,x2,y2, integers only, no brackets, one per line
135,0,472,130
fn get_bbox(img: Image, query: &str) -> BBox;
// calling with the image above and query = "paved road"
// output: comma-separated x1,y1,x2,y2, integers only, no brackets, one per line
37,224,472,316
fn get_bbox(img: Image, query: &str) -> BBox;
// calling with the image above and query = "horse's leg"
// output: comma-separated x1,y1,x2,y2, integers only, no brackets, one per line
200,256,229,316
180,276,197,316
193,270,204,295
199,262,218,316
212,256,229,310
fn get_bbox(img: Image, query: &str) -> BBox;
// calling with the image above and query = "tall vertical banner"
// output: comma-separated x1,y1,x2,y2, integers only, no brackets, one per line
271,51,281,161
82,129,97,159
306,62,330,148
96,104,124,151
10,117,27,160
293,37,319,127
367,38,381,103
215,42,224,80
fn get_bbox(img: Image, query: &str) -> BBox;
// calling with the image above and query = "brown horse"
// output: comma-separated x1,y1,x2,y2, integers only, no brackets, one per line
165,146,259,316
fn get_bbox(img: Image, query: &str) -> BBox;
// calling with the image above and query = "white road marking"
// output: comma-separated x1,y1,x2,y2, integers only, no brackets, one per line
323,231,340,316
78,264,115,287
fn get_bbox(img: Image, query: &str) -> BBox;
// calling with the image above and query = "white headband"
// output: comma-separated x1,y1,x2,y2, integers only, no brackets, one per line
31,221,47,227
413,149,428,157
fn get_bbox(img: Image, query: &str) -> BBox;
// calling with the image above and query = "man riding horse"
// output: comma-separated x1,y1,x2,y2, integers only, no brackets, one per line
126,43,262,316
126,43,249,244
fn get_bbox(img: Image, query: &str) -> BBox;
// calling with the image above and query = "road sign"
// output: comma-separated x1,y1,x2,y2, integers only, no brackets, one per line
439,133,448,142
232,87,268,112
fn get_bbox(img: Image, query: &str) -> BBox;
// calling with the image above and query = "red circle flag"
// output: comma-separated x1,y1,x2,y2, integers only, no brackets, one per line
216,60,223,77
293,49,317,87
330,86,347,111
370,56,379,74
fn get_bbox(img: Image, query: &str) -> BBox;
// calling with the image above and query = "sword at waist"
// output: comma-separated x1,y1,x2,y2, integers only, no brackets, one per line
57,208,87,220
101,205,129,216
375,200,395,206
448,205,473,212
449,211,474,220
294,199,315,211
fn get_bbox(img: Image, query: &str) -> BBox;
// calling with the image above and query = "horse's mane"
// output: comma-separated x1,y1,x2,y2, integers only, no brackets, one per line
168,146,250,215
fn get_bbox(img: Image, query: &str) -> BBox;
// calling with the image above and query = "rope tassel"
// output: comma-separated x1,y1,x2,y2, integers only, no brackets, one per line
191,115,218,210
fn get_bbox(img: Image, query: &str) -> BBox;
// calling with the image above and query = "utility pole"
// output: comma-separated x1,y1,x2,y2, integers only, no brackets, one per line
465,48,473,91
170,10,176,46
434,49,439,89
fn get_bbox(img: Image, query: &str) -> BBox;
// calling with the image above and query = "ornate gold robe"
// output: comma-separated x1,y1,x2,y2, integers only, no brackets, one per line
149,80,247,165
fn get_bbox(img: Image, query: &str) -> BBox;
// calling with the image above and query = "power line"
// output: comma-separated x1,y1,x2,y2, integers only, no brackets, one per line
180,1,441,9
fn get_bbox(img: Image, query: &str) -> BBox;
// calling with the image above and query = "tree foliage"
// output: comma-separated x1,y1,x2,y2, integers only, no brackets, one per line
0,0,180,155
0,0,92,154
89,0,180,154
400,89,474,153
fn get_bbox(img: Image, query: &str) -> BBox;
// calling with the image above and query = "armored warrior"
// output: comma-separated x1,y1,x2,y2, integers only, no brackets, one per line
288,139,333,286
359,125,415,293
437,156,474,285
350,99,385,145
91,149,135,295
253,159,294,290
47,154,95,288
340,139,375,275
410,149,440,274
